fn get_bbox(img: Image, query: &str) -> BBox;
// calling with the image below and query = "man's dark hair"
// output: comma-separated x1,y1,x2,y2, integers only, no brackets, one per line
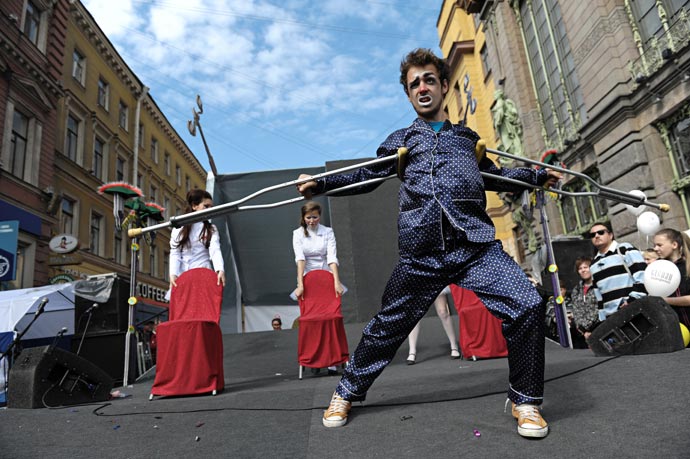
589,221,613,238
399,48,449,95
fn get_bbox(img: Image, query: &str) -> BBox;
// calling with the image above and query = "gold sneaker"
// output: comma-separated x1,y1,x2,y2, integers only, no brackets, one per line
323,392,351,428
511,402,549,438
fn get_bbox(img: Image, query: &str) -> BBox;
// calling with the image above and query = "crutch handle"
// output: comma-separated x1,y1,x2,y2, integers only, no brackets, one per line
475,139,487,162
128,228,143,238
396,147,408,179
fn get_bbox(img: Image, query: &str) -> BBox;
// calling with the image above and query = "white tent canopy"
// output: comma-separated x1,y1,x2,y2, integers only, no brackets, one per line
0,283,75,340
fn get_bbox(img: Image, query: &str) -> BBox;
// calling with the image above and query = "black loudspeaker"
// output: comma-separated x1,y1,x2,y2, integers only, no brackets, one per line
72,332,136,384
587,297,685,356
75,277,131,334
7,346,113,409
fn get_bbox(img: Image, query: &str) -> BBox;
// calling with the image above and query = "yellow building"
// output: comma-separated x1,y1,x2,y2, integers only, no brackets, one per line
437,1,527,262
51,0,207,300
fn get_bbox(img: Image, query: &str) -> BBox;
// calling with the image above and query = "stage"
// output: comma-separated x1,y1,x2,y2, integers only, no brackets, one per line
0,316,688,458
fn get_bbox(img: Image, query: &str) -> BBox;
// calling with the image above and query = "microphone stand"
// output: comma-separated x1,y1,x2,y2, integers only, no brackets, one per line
58,304,99,395
0,298,49,361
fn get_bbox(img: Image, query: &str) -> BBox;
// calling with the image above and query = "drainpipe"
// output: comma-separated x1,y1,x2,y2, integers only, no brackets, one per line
132,85,149,185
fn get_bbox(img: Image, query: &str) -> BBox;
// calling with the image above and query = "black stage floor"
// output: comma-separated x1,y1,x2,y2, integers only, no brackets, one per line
1,316,688,458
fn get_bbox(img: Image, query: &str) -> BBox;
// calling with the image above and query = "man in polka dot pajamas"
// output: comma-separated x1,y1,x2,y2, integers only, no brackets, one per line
298,48,561,438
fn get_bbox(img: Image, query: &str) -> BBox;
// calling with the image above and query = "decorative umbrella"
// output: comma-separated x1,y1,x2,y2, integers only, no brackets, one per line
98,182,143,231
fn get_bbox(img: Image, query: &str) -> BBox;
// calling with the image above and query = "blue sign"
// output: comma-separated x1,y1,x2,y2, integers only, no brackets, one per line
0,221,19,282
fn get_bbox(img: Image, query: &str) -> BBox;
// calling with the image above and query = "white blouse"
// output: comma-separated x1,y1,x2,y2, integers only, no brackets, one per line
169,221,224,278
292,224,339,274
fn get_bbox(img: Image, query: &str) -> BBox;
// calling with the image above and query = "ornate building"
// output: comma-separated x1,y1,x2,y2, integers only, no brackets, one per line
448,0,690,250
0,0,207,298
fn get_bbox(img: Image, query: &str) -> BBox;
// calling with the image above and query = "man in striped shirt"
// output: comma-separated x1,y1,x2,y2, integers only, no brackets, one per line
588,222,647,322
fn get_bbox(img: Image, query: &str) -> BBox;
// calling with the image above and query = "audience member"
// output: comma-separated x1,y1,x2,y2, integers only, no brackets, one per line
643,248,660,264
272,315,283,331
570,256,599,345
406,287,460,364
588,222,646,322
653,228,690,330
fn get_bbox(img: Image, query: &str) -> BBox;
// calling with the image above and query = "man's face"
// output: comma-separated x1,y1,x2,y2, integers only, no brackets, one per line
405,64,448,122
589,225,613,252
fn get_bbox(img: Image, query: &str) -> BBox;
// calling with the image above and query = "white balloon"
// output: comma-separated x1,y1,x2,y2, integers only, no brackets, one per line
644,259,681,297
625,190,647,216
636,211,660,236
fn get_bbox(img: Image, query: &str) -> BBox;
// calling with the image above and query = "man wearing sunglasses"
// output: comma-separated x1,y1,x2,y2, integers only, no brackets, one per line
588,222,647,324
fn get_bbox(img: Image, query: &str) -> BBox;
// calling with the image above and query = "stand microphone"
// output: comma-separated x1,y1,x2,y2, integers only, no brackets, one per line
75,304,98,356
50,327,69,351
35,297,49,316
0,297,50,360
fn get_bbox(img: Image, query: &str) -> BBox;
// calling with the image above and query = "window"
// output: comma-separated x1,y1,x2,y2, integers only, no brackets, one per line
150,246,158,276
23,1,41,45
175,165,181,186
150,137,159,163
61,197,76,235
150,184,157,202
66,114,80,162
114,231,123,264
119,100,129,130
3,239,35,289
138,123,144,148
9,109,29,178
137,173,144,190
518,0,586,147
163,251,170,282
116,156,126,182
164,152,170,175
629,0,690,46
72,49,86,85
90,211,103,256
93,137,104,179
480,44,491,80
1,103,41,184
163,196,170,218
185,175,190,192
97,77,109,110
559,168,607,234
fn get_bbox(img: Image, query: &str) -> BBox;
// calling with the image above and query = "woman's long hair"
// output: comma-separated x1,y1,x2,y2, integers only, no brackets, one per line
300,201,321,237
173,189,214,250
655,228,690,275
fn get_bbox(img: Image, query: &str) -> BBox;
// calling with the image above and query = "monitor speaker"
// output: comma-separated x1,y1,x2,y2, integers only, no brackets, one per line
587,296,685,356
71,332,136,384
7,346,113,409
75,277,131,334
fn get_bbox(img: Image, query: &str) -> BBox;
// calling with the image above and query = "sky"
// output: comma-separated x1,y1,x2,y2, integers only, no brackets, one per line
81,0,445,174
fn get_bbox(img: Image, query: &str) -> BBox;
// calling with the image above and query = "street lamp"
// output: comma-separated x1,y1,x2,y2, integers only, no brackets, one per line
187,95,219,176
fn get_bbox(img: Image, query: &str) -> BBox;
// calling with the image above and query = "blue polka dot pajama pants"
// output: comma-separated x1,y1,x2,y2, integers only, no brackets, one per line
334,239,545,406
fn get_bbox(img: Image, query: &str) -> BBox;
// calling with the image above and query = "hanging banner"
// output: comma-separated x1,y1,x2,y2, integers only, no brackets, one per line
0,221,19,282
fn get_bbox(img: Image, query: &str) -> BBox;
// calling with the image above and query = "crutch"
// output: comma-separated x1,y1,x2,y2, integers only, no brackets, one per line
127,148,409,238
476,140,670,348
474,140,670,212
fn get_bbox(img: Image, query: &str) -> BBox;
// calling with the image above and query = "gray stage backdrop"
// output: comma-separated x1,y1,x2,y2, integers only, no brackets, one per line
212,160,401,333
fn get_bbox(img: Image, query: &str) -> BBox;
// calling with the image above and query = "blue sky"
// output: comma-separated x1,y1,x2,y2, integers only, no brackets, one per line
82,0,445,174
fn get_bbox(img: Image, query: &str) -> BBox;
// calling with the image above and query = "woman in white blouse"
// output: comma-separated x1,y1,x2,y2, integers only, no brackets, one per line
292,201,344,376
169,189,225,291
292,201,344,300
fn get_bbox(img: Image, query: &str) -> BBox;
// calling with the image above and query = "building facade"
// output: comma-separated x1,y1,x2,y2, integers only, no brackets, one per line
1,0,207,299
0,0,67,289
448,0,689,252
